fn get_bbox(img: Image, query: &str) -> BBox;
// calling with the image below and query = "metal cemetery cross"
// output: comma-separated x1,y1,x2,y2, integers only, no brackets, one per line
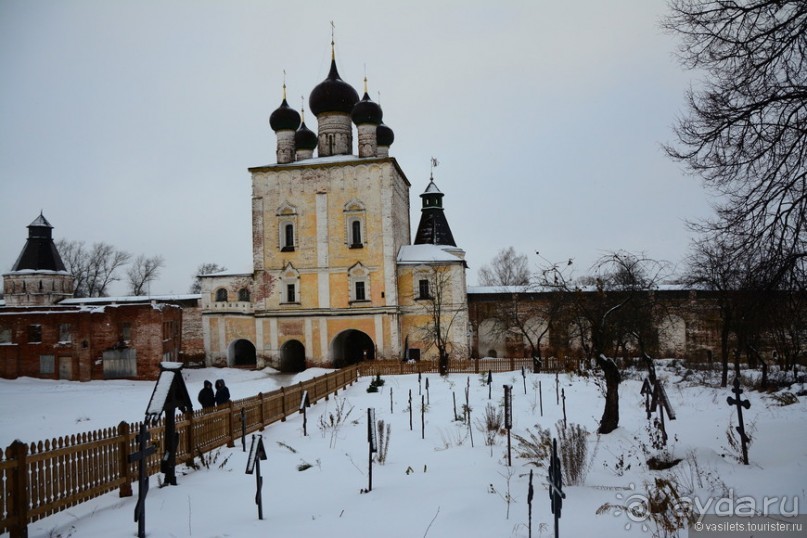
548,437,566,538
245,434,268,519
727,378,751,465
503,384,513,466
367,408,377,492
129,422,157,538
487,370,493,399
300,390,311,436
561,388,567,429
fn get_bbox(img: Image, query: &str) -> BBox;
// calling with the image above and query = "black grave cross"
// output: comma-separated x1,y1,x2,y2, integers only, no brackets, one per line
129,423,157,538
650,381,676,446
640,378,653,420
245,434,268,519
144,362,193,487
487,370,493,399
561,388,567,429
300,390,311,436
503,384,513,466
527,469,535,538
547,437,566,538
727,377,751,465
522,366,527,395
367,408,377,492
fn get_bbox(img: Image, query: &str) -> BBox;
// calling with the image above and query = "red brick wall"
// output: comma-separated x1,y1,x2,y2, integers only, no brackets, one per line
0,304,183,381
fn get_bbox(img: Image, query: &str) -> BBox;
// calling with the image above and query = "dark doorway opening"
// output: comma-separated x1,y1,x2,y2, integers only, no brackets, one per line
231,339,256,367
331,330,375,368
280,340,306,372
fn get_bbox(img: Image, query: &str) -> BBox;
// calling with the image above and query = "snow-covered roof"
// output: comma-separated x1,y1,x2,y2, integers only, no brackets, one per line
60,294,201,306
397,244,465,264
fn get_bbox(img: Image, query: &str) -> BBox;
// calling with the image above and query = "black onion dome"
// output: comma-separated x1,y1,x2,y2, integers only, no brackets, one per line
351,92,383,125
269,98,301,131
295,121,318,150
377,123,394,146
309,59,360,115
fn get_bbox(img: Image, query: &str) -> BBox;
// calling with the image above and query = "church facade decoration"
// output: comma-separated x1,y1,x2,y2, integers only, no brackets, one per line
199,50,469,370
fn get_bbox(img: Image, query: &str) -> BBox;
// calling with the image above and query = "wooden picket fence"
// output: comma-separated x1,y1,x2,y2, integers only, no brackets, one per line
358,356,585,377
0,358,580,536
0,366,359,537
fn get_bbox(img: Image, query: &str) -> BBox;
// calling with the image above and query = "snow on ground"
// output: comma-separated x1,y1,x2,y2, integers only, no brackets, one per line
2,366,806,537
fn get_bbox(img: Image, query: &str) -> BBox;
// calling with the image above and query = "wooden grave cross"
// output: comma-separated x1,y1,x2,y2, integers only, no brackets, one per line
129,422,157,538
650,381,676,446
144,362,193,487
487,369,493,399
367,408,377,492
300,390,311,436
640,378,653,420
727,377,751,465
561,388,567,429
245,434,268,519
547,437,566,538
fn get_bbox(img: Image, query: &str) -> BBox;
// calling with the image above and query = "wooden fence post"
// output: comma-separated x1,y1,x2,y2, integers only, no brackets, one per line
186,412,195,464
280,387,287,421
117,421,133,497
258,392,265,429
8,440,29,538
226,401,235,448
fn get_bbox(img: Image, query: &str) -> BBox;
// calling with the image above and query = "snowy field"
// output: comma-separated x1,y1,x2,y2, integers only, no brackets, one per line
1,365,806,538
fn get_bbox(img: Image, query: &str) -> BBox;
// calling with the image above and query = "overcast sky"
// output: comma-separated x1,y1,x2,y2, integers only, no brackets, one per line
0,1,713,296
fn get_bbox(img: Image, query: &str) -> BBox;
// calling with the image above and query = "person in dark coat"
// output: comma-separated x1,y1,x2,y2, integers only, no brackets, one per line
214,379,230,406
198,380,215,409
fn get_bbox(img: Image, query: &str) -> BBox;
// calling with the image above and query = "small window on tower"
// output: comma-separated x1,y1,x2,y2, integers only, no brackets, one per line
355,281,366,302
350,220,362,248
282,223,295,251
286,283,296,303
418,279,431,300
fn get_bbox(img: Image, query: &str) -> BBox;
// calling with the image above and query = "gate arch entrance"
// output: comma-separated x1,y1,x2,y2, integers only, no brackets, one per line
228,339,256,367
330,330,375,368
280,340,306,372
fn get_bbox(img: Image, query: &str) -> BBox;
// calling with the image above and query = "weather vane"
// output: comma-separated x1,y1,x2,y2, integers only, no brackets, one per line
430,157,439,179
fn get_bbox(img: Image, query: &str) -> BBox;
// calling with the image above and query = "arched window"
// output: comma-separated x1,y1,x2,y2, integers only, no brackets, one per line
238,288,250,302
284,223,295,250
215,288,228,302
351,220,362,246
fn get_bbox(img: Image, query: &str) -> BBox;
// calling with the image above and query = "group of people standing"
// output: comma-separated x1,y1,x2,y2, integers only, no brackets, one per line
197,379,230,409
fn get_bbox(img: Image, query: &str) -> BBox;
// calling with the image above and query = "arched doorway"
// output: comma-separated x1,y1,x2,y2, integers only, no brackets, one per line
330,330,375,368
280,340,306,372
228,339,256,367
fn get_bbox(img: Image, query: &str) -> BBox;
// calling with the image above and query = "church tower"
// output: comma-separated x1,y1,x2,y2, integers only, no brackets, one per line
3,213,74,307
199,43,467,371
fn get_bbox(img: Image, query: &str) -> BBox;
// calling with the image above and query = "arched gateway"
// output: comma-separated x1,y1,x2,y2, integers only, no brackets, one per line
228,339,256,367
330,330,375,368
280,340,306,372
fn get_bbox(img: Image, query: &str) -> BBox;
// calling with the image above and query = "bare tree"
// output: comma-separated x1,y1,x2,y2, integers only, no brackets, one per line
56,239,131,297
414,265,467,376
189,262,228,294
663,0,807,278
126,254,165,296
478,247,531,287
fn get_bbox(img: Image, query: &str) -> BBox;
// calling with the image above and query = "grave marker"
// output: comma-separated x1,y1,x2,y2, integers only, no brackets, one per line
367,408,377,491
522,366,527,395
727,377,751,465
240,408,247,451
245,434,268,519
144,362,193,487
129,423,156,538
561,388,567,429
640,378,653,420
650,381,676,446
487,370,493,399
548,437,566,538
300,391,310,436
503,384,513,465
527,469,534,538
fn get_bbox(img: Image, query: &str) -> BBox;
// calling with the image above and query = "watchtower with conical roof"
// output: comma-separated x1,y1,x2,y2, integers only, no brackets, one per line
3,213,75,306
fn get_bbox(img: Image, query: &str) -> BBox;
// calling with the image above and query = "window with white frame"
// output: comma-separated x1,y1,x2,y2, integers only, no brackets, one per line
277,202,298,251
343,199,366,248
281,264,300,304
348,262,370,303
